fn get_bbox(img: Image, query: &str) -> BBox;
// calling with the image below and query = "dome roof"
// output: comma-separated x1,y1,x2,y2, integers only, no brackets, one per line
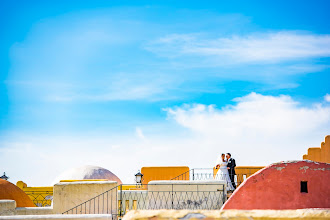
0,179,35,207
53,165,122,185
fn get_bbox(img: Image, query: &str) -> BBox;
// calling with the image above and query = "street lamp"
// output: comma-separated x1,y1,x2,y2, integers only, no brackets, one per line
135,170,143,185
0,172,9,181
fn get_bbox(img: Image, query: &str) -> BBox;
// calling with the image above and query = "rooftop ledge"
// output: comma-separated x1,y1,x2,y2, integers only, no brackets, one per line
55,181,117,186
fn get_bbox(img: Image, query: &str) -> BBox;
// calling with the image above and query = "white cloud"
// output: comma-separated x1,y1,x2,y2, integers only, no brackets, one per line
146,32,330,64
165,93,330,167
2,93,329,186
166,93,330,136
325,94,330,102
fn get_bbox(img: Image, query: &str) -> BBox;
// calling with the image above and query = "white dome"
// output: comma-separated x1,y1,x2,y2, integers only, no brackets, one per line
53,165,122,185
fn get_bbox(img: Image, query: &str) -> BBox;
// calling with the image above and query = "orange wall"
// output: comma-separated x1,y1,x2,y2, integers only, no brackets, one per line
141,166,189,184
303,135,330,163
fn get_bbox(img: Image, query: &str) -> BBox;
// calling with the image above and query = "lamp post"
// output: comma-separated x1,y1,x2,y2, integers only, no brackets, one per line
135,170,143,187
0,172,9,181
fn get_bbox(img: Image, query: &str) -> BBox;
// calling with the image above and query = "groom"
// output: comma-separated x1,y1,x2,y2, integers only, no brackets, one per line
226,153,236,189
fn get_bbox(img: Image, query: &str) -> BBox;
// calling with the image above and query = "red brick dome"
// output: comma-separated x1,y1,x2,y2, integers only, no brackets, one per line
0,179,35,207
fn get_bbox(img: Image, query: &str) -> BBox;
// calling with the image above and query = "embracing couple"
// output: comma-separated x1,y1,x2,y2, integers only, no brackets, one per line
215,153,236,191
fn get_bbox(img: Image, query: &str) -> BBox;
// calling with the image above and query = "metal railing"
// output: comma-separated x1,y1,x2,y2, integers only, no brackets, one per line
62,183,225,217
171,168,260,187
25,191,53,207
172,168,239,181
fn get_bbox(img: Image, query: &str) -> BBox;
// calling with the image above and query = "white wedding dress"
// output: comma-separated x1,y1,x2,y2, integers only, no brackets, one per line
215,160,235,191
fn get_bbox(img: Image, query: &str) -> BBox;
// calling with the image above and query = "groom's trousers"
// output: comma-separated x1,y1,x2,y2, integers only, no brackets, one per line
229,171,236,189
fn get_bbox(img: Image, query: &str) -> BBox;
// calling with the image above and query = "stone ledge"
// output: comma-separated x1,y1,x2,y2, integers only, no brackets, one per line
122,209,330,220
0,214,112,220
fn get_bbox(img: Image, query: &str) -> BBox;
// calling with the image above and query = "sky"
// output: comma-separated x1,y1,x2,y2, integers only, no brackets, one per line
1,0,330,186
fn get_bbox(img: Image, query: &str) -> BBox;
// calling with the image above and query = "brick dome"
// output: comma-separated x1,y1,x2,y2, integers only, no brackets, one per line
0,179,35,207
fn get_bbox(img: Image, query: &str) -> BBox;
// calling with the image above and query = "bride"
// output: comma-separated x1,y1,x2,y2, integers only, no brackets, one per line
215,153,235,191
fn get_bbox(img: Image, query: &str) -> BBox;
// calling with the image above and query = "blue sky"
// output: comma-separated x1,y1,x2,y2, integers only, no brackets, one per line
1,0,330,185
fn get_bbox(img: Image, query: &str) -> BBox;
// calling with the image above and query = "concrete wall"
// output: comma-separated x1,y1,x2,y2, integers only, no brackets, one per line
303,135,330,163
53,181,117,214
15,207,54,215
0,214,112,220
122,209,330,220
222,160,330,210
0,200,53,216
148,181,226,210
0,200,16,216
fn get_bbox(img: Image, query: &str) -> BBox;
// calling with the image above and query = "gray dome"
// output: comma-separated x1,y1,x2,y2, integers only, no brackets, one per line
53,165,122,185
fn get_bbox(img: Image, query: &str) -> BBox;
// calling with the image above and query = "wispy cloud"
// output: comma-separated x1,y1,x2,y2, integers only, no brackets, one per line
146,32,330,64
5,8,330,106
325,94,330,102
135,127,146,140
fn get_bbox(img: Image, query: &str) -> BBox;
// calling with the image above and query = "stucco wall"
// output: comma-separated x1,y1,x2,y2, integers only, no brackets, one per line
53,181,117,214
0,200,16,216
222,160,330,210
15,207,54,215
0,200,53,216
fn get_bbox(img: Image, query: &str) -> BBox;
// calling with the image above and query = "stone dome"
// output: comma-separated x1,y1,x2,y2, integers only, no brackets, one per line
53,165,122,184
0,179,35,207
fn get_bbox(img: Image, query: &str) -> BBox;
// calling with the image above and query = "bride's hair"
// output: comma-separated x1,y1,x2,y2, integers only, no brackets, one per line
221,153,225,162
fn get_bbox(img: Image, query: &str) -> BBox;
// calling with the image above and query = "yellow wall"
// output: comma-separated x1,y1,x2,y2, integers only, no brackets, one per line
303,135,330,163
141,166,189,184
16,181,53,207
119,185,146,190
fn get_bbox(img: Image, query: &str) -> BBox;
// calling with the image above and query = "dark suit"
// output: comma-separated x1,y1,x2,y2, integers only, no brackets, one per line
227,157,236,189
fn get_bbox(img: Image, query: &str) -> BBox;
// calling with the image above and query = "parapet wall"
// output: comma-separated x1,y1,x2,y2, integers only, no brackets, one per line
303,135,330,163
0,200,53,216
